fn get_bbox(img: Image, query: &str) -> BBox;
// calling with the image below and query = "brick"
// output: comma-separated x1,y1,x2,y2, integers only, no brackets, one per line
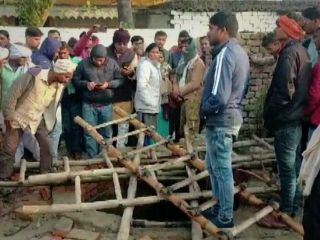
67,228,100,240
52,217,73,237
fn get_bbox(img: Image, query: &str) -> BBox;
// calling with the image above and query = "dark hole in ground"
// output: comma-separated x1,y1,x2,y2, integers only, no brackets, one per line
96,177,213,222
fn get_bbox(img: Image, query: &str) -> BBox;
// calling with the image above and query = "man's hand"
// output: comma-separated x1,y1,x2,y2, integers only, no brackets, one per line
4,120,12,132
121,66,134,77
94,82,109,90
87,82,97,91
87,25,99,36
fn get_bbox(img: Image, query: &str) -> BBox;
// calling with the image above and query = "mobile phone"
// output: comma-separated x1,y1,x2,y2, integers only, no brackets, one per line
94,24,107,32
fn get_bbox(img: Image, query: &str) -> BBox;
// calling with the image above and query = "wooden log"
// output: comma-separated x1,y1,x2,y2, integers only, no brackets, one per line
102,150,122,200
75,176,81,204
19,159,27,183
94,113,137,129
230,202,279,236
117,132,145,240
232,153,275,163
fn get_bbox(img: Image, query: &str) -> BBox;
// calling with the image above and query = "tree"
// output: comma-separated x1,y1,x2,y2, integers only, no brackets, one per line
15,0,54,26
117,0,134,28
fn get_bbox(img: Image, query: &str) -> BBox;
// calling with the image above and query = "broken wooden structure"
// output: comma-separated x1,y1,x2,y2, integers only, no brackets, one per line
0,107,303,239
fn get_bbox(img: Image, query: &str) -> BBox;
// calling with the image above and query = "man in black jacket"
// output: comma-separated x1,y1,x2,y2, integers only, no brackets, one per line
73,44,124,158
263,15,310,219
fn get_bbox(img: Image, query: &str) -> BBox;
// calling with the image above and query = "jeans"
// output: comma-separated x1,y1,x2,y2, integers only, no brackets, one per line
82,103,112,158
116,123,129,148
61,101,83,154
205,125,240,222
48,105,62,161
137,112,157,146
274,125,302,215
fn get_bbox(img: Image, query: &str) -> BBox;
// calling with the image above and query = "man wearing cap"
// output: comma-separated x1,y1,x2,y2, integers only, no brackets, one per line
0,44,40,163
107,29,138,148
263,15,311,220
0,59,76,179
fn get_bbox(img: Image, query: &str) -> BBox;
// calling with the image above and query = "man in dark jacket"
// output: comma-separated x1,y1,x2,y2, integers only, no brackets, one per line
107,29,137,148
200,11,249,228
263,15,310,219
73,44,124,158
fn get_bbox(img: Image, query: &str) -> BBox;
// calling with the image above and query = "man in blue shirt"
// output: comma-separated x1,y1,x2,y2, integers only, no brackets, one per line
200,11,249,228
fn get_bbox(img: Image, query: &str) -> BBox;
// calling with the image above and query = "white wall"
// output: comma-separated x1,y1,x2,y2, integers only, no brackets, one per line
0,11,278,50
171,11,278,34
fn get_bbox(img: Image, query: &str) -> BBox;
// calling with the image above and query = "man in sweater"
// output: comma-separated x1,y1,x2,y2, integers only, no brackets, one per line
200,11,249,228
0,59,76,179
73,44,124,158
263,15,310,220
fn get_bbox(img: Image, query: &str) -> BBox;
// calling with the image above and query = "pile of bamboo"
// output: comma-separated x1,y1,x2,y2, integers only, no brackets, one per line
9,107,303,240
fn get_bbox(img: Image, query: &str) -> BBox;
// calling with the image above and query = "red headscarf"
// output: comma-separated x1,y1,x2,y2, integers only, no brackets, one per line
276,15,305,40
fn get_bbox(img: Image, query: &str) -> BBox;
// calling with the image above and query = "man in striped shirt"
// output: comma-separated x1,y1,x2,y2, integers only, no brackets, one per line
200,11,250,229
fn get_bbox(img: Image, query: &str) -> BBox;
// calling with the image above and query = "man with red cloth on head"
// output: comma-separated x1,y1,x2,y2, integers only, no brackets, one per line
262,15,311,226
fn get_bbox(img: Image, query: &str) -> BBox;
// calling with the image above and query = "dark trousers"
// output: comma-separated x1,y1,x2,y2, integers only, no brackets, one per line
303,172,320,240
169,106,181,142
0,120,52,178
61,101,83,155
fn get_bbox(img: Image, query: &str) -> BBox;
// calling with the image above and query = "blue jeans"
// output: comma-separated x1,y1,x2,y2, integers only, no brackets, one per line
274,125,302,215
205,125,240,222
82,103,112,159
48,105,62,161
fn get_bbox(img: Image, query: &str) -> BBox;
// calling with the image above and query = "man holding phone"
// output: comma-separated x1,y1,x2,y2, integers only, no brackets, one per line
73,44,124,158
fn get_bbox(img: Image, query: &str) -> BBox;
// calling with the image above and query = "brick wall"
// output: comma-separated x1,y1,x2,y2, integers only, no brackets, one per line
239,32,276,137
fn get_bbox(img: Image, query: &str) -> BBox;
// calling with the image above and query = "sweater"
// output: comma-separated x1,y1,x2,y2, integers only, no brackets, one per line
3,67,65,134
134,58,161,114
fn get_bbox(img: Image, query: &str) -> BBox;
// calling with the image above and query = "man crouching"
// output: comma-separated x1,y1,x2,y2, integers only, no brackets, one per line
0,59,76,180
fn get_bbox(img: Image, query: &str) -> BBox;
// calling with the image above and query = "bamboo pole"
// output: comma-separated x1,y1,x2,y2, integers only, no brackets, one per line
124,140,168,158
19,190,213,214
252,134,274,151
199,199,218,212
75,115,227,240
238,191,304,236
94,113,137,129
102,149,122,201
231,202,279,236
107,127,148,144
132,219,191,228
113,106,205,171
19,159,27,183
64,157,70,173
117,132,145,240
75,176,81,204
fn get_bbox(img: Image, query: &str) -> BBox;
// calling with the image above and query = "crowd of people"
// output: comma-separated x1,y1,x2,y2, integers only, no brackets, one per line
0,7,319,239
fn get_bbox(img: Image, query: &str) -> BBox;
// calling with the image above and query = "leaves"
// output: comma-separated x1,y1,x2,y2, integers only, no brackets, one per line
15,0,54,26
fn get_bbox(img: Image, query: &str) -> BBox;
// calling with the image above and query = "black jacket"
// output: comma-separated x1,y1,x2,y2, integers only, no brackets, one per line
72,45,124,105
106,46,136,103
263,40,311,133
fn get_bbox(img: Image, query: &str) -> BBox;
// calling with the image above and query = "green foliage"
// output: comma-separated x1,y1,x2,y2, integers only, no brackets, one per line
15,0,54,26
